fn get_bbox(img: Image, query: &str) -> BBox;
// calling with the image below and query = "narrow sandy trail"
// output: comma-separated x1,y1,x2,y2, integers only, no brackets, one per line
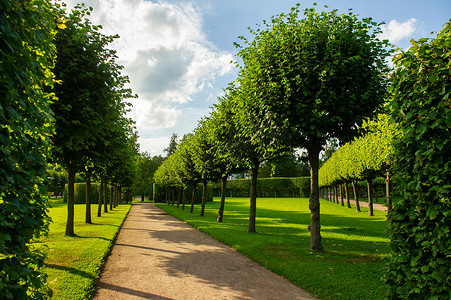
93,202,316,300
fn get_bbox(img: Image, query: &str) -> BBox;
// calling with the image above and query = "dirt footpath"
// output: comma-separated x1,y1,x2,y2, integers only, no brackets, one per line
93,202,316,300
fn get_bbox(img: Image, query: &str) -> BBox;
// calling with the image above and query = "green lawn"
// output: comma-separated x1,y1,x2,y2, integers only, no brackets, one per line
156,197,390,300
35,198,131,300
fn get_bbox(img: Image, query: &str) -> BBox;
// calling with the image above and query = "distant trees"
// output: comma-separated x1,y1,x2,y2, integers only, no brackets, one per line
319,114,399,214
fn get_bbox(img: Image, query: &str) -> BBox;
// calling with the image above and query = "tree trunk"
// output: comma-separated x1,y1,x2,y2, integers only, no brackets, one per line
352,179,361,213
65,160,77,236
334,183,338,204
103,180,108,213
97,178,103,217
367,178,374,216
248,162,259,233
200,177,207,217
85,176,92,224
190,184,196,213
110,185,113,210
141,191,144,202
308,144,323,251
182,187,186,210
386,170,392,216
345,181,351,208
340,183,344,206
177,187,181,208
217,175,227,223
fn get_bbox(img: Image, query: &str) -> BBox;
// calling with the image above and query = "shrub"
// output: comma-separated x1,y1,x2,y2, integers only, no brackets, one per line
64,183,100,204
385,22,451,299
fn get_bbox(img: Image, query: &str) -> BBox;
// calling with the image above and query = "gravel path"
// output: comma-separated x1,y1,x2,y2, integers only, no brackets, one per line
92,202,316,300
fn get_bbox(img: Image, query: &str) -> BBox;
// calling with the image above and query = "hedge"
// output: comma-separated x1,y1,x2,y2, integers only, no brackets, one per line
64,183,100,204
213,177,310,198
153,183,213,204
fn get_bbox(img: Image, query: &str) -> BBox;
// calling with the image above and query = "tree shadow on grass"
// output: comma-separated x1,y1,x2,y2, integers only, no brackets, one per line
45,263,96,280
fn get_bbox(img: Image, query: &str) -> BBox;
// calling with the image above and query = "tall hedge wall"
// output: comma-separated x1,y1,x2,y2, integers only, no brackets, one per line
64,183,100,204
213,177,310,198
153,183,213,204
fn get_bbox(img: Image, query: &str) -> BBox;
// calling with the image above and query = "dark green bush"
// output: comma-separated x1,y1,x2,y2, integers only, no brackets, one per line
64,183,100,204
385,22,451,299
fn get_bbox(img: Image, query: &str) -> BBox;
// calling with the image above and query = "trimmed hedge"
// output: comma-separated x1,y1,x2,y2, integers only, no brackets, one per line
153,183,213,204
213,177,310,198
64,183,100,204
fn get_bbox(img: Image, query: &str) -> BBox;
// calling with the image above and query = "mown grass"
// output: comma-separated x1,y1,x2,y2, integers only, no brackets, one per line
35,198,131,300
156,197,390,300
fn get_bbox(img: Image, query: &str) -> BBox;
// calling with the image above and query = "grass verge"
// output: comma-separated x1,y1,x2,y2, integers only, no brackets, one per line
156,197,389,300
34,198,131,299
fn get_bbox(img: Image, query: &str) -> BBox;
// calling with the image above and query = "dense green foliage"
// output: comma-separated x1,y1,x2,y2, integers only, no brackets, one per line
63,183,100,204
212,177,310,198
0,0,57,298
319,114,398,188
51,4,137,235
385,22,451,299
157,197,389,300
234,3,391,249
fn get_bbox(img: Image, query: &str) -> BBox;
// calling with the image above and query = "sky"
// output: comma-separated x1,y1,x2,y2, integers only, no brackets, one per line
63,0,451,156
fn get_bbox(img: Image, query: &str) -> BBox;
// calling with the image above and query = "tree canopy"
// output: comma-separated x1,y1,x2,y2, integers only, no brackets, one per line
234,4,391,249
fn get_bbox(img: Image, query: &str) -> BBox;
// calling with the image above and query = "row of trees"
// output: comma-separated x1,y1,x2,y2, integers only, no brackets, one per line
1,1,138,298
318,21,450,298
319,114,399,215
154,4,391,248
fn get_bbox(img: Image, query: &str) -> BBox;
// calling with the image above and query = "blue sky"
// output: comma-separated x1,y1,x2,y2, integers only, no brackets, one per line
64,0,451,155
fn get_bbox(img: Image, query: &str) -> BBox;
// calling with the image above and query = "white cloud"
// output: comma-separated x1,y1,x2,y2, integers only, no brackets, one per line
63,0,234,154
138,136,171,157
379,18,417,44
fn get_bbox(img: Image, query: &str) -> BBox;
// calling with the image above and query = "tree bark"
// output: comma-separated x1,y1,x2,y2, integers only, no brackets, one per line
181,187,186,210
103,180,108,213
334,183,338,204
352,179,361,212
109,185,113,210
248,161,259,233
85,176,92,224
65,160,77,236
97,178,103,217
176,187,181,208
340,183,344,206
200,177,207,217
386,170,392,216
217,175,227,223
190,184,196,213
308,143,323,251
141,191,144,201
367,178,374,216
345,181,351,208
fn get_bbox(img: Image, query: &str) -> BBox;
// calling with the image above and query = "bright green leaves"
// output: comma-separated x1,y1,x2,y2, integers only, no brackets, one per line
385,21,451,299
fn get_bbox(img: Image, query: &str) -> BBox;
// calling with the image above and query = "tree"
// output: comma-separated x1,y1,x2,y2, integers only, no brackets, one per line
52,4,133,235
235,4,390,249
0,0,57,297
164,133,179,158
385,22,451,299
